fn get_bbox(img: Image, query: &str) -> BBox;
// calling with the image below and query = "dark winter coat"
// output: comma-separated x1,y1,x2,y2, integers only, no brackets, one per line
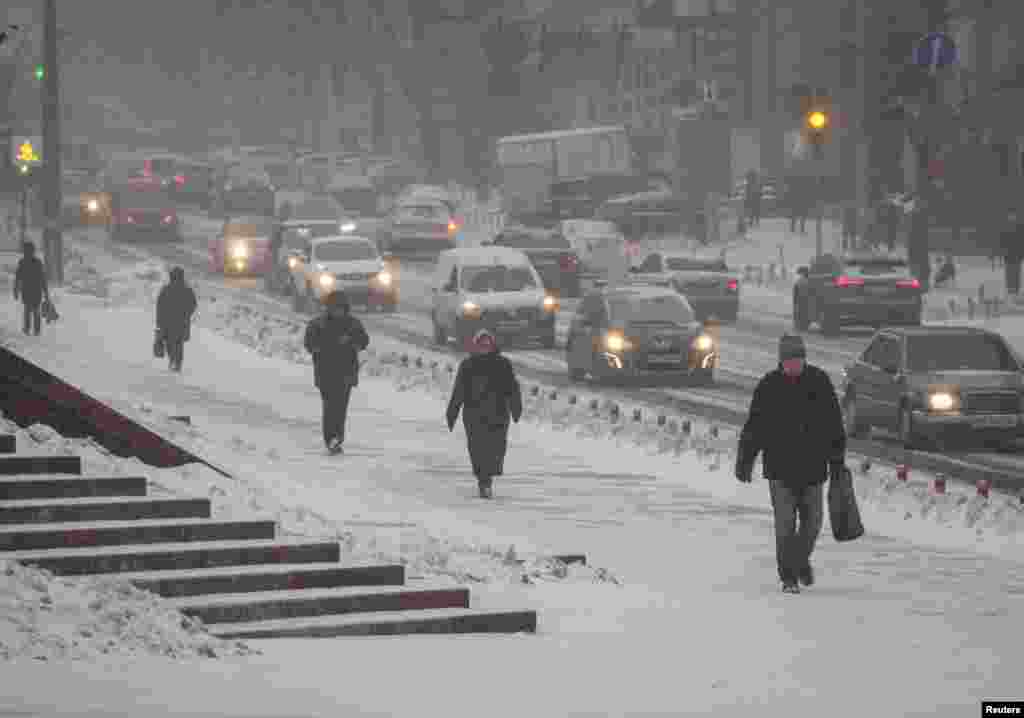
446,352,523,479
303,312,369,391
14,256,47,305
156,279,198,341
736,364,846,487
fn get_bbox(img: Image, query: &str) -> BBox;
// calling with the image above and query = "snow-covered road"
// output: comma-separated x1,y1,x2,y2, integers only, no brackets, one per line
2,253,1024,716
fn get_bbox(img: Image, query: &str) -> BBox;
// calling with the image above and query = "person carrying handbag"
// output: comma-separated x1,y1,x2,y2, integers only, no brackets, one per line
735,334,848,594
155,267,197,372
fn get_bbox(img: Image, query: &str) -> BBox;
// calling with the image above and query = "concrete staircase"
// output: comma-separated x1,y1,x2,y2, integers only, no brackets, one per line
0,434,538,638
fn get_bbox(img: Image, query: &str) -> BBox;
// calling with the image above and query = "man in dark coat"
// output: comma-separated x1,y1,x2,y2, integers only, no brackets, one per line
156,267,198,372
13,241,49,336
446,329,523,499
735,333,847,594
303,290,369,455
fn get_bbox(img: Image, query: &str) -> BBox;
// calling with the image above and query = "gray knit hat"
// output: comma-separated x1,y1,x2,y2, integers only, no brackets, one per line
779,333,806,361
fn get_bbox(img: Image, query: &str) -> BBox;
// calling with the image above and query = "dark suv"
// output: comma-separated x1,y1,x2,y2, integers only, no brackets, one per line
487,226,581,298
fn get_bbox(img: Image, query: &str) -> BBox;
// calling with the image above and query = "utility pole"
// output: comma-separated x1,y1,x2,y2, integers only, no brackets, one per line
41,0,62,284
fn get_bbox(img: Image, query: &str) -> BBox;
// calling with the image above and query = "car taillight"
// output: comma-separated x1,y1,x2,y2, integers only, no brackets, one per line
834,276,865,288
162,214,175,224
175,174,185,186
726,278,739,291
896,278,921,289
559,254,577,271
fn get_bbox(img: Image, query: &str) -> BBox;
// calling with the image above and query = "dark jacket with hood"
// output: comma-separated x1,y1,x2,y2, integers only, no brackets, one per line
736,363,846,487
447,349,523,478
303,305,370,391
14,247,47,305
156,271,198,340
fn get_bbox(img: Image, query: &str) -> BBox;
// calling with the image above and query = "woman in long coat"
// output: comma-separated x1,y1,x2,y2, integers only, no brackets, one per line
446,329,523,498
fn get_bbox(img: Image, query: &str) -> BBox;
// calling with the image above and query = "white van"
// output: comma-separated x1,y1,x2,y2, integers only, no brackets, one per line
431,246,559,350
560,219,630,286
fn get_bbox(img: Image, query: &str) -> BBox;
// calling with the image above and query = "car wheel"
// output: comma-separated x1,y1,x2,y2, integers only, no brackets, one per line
793,292,810,331
897,403,920,450
844,393,869,438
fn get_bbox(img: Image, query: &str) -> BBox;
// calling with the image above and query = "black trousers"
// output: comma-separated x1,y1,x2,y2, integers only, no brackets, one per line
769,480,824,584
22,300,41,335
166,336,185,368
319,384,353,446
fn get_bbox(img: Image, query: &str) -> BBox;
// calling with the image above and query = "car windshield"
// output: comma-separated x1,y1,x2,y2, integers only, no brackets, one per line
495,233,570,249
226,219,272,236
906,334,1019,372
665,258,728,272
118,190,171,209
289,223,340,239
843,258,908,275
461,265,538,292
609,294,694,325
330,188,379,216
397,203,448,221
313,241,378,262
294,199,340,220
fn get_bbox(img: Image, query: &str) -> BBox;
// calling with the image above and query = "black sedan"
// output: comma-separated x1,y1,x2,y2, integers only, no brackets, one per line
485,225,582,298
841,326,1024,450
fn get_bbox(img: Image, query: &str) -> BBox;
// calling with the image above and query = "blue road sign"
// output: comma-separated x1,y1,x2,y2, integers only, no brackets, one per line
913,32,957,70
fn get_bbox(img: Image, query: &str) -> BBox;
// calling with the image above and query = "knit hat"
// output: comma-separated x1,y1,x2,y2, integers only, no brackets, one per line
779,333,806,361
472,329,497,353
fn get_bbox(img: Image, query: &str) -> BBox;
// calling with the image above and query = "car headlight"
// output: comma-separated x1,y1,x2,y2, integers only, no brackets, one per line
340,222,356,233
376,270,392,287
86,198,99,213
297,227,311,237
927,391,957,412
692,334,714,352
542,295,559,313
287,257,298,269
231,243,248,259
606,332,630,353
462,301,481,319
319,273,335,288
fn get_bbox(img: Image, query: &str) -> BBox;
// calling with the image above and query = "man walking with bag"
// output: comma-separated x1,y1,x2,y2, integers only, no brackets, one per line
13,241,49,336
735,333,847,594
156,267,198,372
303,290,369,455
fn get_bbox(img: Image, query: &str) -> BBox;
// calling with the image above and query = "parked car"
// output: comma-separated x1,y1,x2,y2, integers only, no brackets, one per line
210,215,275,276
485,225,581,298
793,253,923,336
565,284,717,385
841,326,1024,450
631,252,740,322
431,246,558,350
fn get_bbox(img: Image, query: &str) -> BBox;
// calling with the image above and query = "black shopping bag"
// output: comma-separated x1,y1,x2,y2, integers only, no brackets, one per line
153,328,166,359
828,465,865,542
41,297,59,323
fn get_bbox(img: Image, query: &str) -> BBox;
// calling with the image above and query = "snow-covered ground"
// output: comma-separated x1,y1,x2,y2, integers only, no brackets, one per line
2,242,1024,716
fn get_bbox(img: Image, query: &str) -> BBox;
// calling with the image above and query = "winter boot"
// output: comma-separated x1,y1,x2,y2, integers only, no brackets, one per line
328,438,343,456
478,476,493,499
798,565,815,587
781,581,800,594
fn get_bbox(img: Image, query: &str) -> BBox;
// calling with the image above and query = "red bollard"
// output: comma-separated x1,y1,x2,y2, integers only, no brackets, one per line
976,479,992,498
896,464,909,481
930,477,946,495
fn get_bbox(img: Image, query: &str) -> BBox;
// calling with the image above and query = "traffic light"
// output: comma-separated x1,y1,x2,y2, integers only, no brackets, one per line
34,64,45,81
801,96,831,158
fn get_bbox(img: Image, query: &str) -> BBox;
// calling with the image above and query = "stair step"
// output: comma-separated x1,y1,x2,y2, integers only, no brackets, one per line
6,538,340,576
0,435,14,454
117,562,405,598
206,607,538,639
0,518,277,552
0,476,148,501
0,496,210,524
172,585,470,625
0,456,82,476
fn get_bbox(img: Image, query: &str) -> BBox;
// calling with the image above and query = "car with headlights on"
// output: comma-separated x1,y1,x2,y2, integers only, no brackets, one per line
106,176,181,243
289,235,397,314
841,326,1024,450
431,247,558,350
793,253,923,336
565,284,718,385
210,215,275,276
630,252,740,322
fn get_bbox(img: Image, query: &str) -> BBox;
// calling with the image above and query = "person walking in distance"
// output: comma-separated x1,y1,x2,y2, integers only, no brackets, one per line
744,169,762,228
303,290,369,455
735,333,847,594
156,267,198,372
446,329,523,499
13,241,49,336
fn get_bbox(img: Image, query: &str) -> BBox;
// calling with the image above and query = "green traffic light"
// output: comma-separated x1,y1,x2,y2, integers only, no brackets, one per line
34,64,44,81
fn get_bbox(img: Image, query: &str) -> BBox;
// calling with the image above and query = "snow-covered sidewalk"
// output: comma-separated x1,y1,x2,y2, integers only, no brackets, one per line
1,253,1024,716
